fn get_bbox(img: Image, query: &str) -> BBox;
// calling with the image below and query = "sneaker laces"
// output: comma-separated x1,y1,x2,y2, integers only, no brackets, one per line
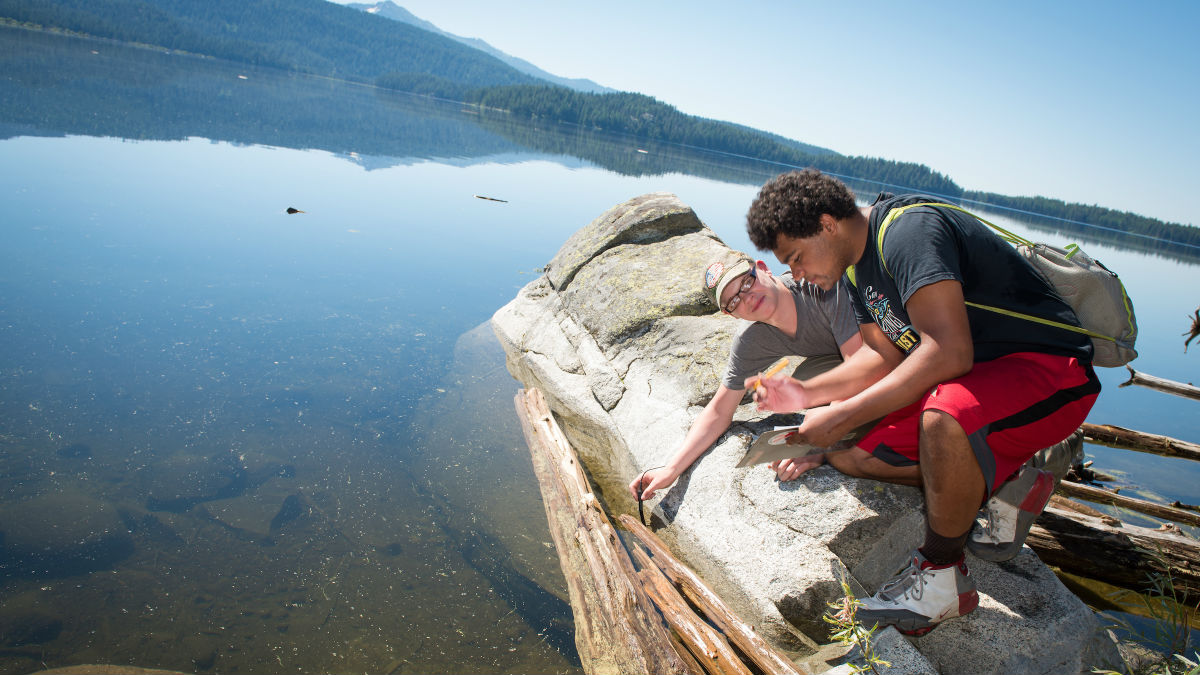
977,497,1017,544
877,559,929,603
979,505,999,543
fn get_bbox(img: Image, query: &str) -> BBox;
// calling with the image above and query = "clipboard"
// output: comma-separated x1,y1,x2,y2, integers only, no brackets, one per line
735,424,824,468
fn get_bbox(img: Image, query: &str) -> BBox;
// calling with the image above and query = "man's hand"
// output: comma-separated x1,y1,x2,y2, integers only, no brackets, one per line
768,454,825,481
629,466,676,501
792,403,853,449
748,374,812,412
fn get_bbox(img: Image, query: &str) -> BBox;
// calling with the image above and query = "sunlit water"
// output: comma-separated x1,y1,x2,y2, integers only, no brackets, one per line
1,26,1197,673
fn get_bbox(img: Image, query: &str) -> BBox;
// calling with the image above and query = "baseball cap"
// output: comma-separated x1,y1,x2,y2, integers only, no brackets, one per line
703,255,753,309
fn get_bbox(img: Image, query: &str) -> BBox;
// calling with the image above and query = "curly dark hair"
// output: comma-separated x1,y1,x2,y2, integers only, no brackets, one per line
746,169,859,251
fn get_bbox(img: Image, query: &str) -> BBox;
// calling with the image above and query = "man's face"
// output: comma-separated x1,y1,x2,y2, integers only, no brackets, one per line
771,227,847,291
719,264,772,319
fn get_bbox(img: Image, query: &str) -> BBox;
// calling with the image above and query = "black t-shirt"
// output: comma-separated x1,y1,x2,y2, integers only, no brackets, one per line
846,193,1093,363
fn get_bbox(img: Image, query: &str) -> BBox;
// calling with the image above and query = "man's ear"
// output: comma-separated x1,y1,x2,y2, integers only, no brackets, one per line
819,213,838,233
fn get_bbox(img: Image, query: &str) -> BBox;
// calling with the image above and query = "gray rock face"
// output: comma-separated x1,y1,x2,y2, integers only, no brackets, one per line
492,193,1118,675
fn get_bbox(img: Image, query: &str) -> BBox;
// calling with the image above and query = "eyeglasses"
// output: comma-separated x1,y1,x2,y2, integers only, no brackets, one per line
722,266,757,314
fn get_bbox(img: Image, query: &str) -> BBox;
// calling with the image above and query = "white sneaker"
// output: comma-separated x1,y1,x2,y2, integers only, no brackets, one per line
968,465,1055,562
857,550,978,636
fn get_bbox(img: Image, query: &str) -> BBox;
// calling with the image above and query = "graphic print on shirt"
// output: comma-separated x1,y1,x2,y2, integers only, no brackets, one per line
862,284,920,353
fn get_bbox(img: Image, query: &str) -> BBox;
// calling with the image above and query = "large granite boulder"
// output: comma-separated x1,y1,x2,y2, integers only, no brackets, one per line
491,193,1119,675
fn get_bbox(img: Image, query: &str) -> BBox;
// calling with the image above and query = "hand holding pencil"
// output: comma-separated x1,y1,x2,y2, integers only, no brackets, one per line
748,356,815,412
751,356,790,392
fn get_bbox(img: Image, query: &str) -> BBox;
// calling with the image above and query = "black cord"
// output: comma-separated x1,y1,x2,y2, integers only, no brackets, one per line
637,465,666,526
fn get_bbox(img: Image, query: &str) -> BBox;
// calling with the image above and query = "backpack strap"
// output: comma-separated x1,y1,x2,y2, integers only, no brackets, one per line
863,201,1118,344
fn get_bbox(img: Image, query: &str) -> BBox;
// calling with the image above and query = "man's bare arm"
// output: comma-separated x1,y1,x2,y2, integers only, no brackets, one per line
629,384,744,500
829,279,974,432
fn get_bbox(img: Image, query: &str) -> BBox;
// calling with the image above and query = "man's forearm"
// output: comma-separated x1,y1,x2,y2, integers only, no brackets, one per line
838,340,971,434
800,345,892,406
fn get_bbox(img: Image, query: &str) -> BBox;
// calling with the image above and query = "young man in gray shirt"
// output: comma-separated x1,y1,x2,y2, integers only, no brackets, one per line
629,252,861,501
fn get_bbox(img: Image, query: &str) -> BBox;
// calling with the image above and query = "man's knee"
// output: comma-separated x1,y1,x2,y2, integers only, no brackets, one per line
1027,428,1084,481
919,409,968,449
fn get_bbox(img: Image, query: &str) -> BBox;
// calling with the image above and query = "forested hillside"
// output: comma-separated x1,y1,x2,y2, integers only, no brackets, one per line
0,0,957,194
963,191,1200,250
347,0,612,94
1,0,1195,246
466,85,960,195
0,0,539,88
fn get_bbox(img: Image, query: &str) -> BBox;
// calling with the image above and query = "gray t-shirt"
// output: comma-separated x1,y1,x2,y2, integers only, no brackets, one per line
722,274,858,390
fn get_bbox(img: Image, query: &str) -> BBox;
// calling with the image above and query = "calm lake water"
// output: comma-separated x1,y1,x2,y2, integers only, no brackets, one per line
1,27,1197,674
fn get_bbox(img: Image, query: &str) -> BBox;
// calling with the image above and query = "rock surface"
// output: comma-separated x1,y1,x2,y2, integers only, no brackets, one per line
491,192,1121,675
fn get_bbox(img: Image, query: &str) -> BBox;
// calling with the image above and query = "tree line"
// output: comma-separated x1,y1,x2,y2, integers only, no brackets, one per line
963,191,1200,252
461,84,962,195
2,0,1195,246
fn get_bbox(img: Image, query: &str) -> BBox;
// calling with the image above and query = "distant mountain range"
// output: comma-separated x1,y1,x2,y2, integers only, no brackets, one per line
346,1,613,94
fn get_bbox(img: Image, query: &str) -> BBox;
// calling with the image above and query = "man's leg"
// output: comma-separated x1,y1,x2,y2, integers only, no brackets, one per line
853,354,1097,634
851,411,984,636
825,447,921,486
961,356,1099,561
918,410,985,557
848,391,991,636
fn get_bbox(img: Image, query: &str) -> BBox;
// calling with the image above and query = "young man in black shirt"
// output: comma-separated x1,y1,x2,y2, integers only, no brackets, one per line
744,169,1099,635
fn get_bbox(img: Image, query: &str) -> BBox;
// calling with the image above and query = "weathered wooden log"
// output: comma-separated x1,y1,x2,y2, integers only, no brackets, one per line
1119,366,1200,400
1057,479,1200,528
631,547,754,675
619,514,806,675
1171,500,1200,513
1048,494,1110,520
1080,422,1200,462
515,389,697,675
1027,505,1200,606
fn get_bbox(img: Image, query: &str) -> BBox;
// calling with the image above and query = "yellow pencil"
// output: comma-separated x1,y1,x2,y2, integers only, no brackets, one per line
753,357,790,392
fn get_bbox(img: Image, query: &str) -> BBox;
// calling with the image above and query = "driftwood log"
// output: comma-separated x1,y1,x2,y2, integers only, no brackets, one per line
1119,366,1200,401
1027,504,1200,606
619,514,806,675
1080,422,1200,462
631,546,754,675
1057,479,1200,528
514,388,696,675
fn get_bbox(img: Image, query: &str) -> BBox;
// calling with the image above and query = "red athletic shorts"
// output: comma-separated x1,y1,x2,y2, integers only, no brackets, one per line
857,352,1100,495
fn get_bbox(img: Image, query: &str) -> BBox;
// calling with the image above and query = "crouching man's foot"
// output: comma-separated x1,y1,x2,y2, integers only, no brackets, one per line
968,465,1055,562
857,550,978,636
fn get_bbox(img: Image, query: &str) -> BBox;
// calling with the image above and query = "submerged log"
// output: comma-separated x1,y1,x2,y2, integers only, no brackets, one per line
1081,423,1200,462
1027,505,1200,606
619,514,806,675
631,546,753,675
1119,366,1200,401
514,388,696,675
1057,479,1200,528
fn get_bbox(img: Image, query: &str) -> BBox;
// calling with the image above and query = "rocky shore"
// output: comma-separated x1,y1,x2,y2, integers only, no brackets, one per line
491,192,1121,674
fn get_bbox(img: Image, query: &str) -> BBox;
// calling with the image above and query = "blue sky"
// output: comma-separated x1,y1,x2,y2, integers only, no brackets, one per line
331,1,1198,227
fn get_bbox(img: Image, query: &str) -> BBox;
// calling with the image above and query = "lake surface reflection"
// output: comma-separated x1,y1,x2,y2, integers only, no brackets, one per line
1,26,1198,674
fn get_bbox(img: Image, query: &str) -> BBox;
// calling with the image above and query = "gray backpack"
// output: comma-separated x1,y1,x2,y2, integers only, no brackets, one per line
862,202,1138,367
